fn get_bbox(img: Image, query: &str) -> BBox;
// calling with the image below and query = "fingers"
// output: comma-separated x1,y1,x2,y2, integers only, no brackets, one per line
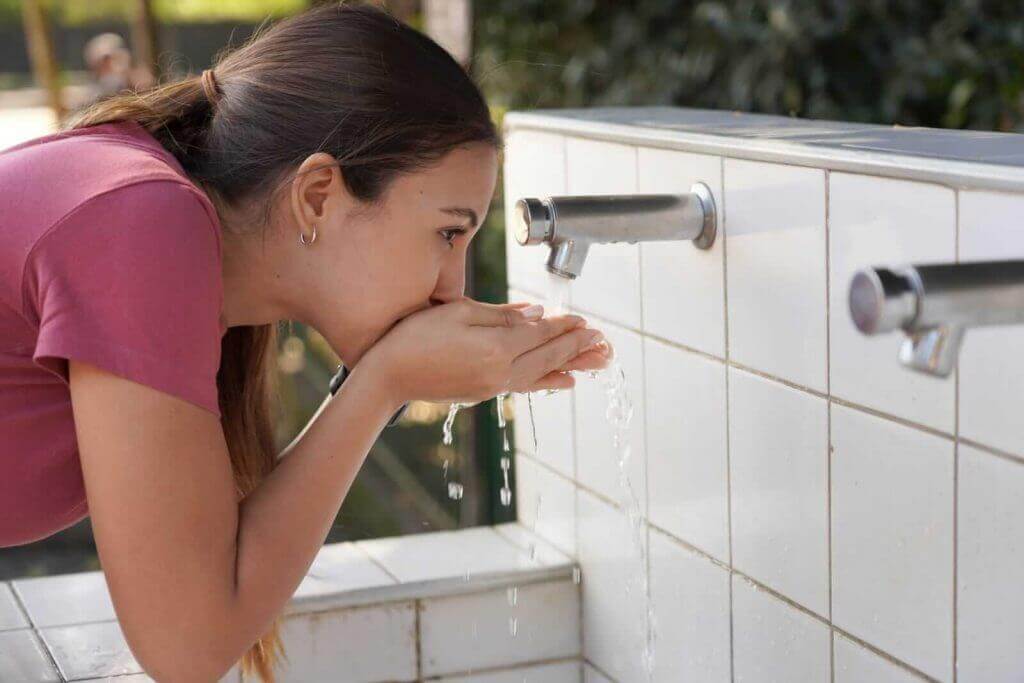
557,346,612,373
460,299,546,327
522,370,576,392
512,326,604,385
503,313,588,355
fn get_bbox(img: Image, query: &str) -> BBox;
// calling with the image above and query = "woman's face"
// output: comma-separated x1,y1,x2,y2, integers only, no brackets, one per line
291,142,500,366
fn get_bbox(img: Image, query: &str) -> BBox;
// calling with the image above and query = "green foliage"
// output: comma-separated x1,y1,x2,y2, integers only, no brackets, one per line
473,0,1024,131
0,0,307,26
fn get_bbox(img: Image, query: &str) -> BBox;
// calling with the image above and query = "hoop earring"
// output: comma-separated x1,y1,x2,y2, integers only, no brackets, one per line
300,224,317,246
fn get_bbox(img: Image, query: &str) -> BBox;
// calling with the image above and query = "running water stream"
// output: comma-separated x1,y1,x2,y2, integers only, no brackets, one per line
436,270,656,669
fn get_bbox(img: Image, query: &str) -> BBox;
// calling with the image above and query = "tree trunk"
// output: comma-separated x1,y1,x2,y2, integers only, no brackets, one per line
20,0,65,123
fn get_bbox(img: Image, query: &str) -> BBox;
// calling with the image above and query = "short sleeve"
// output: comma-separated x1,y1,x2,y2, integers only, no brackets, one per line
24,181,224,417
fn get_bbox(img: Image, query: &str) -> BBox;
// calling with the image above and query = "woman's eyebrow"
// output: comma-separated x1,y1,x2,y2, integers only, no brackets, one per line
439,206,479,229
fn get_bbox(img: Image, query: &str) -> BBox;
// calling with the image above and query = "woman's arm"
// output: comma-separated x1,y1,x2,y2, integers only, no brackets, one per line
68,353,400,682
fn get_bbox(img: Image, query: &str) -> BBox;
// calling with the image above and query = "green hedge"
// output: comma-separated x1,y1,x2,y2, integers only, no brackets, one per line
474,0,1024,132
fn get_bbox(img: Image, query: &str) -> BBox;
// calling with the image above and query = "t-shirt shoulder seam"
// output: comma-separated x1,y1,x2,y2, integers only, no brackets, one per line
20,177,220,323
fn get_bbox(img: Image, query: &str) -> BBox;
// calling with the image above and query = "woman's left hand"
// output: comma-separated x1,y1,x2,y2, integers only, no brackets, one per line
503,301,613,371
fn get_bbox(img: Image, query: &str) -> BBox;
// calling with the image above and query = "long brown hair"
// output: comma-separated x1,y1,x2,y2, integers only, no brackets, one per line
62,2,501,680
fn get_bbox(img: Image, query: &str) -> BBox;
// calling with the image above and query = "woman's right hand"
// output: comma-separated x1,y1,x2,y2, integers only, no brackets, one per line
358,298,609,407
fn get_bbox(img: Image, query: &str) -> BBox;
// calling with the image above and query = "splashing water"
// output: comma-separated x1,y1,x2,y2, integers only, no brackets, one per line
499,456,512,507
497,393,514,507
595,358,656,678
447,482,464,500
442,402,461,446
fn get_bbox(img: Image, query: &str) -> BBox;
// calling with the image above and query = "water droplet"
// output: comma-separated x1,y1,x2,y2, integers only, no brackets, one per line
507,586,518,606
442,403,460,446
572,567,581,584
509,616,518,637
500,487,512,506
500,456,511,471
442,459,449,480
447,482,464,500
496,393,507,429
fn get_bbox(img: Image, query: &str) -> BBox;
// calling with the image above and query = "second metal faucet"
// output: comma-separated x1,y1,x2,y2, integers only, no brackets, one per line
512,183,717,279
849,260,1024,376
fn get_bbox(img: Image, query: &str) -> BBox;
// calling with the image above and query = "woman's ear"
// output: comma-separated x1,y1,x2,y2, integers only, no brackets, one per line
289,151,349,237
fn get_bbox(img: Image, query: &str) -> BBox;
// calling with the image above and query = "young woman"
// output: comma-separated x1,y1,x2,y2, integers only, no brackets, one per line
0,3,610,681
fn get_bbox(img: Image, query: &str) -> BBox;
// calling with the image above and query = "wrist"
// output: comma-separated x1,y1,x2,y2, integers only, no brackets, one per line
347,349,405,415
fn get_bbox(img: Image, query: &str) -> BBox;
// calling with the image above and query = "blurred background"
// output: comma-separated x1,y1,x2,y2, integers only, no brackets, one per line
3,0,1024,580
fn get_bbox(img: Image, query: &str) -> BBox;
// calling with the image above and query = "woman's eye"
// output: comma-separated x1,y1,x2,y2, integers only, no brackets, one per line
440,228,465,246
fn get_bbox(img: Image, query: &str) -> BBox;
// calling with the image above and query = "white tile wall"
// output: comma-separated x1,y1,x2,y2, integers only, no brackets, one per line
957,445,1024,681
637,148,726,357
732,576,831,682
357,526,553,583
438,660,581,683
38,621,142,681
644,337,728,561
828,172,956,433
291,541,395,604
577,489,650,683
514,453,577,556
648,528,730,682
419,580,579,677
277,603,417,683
583,663,615,683
12,570,116,627
957,189,1024,457
725,159,828,391
833,635,926,683
0,583,28,631
503,131,569,295
729,368,829,617
505,116,1024,683
831,405,954,682
0,629,61,682
564,138,642,329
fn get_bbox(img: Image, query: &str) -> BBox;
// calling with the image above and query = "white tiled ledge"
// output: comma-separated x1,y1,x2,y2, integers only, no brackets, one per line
0,524,582,682
505,106,1024,192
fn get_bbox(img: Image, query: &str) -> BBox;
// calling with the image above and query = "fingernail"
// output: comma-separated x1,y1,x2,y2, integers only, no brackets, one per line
584,331,604,347
520,304,543,320
573,316,588,328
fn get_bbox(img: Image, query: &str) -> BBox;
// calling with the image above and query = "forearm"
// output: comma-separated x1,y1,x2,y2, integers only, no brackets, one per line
216,358,400,672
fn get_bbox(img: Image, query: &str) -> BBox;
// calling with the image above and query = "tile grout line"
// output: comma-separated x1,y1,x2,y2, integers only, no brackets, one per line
952,188,960,683
824,168,835,683
414,599,423,681
8,585,65,681
525,298,1024,461
720,155,736,683
633,143,655,682
584,656,619,683
641,513,941,683
566,132,585,670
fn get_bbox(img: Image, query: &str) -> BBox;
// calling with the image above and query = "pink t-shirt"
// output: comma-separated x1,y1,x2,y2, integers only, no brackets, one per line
0,119,227,547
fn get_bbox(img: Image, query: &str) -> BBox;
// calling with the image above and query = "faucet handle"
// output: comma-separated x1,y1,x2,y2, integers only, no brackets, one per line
513,197,553,246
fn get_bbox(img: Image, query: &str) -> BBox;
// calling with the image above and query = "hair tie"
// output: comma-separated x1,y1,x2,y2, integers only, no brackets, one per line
200,68,220,108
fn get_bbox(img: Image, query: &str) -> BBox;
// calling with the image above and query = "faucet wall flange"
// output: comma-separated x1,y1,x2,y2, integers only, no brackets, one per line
690,181,717,250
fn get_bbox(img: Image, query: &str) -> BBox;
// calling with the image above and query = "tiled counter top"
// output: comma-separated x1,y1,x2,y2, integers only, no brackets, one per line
0,524,581,682
506,105,1024,192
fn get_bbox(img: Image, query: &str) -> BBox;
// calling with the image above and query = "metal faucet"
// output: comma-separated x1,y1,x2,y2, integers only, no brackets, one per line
512,183,717,279
848,260,1024,377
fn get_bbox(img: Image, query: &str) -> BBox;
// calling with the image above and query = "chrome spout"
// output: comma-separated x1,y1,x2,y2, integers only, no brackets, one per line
848,260,1024,377
513,182,717,279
